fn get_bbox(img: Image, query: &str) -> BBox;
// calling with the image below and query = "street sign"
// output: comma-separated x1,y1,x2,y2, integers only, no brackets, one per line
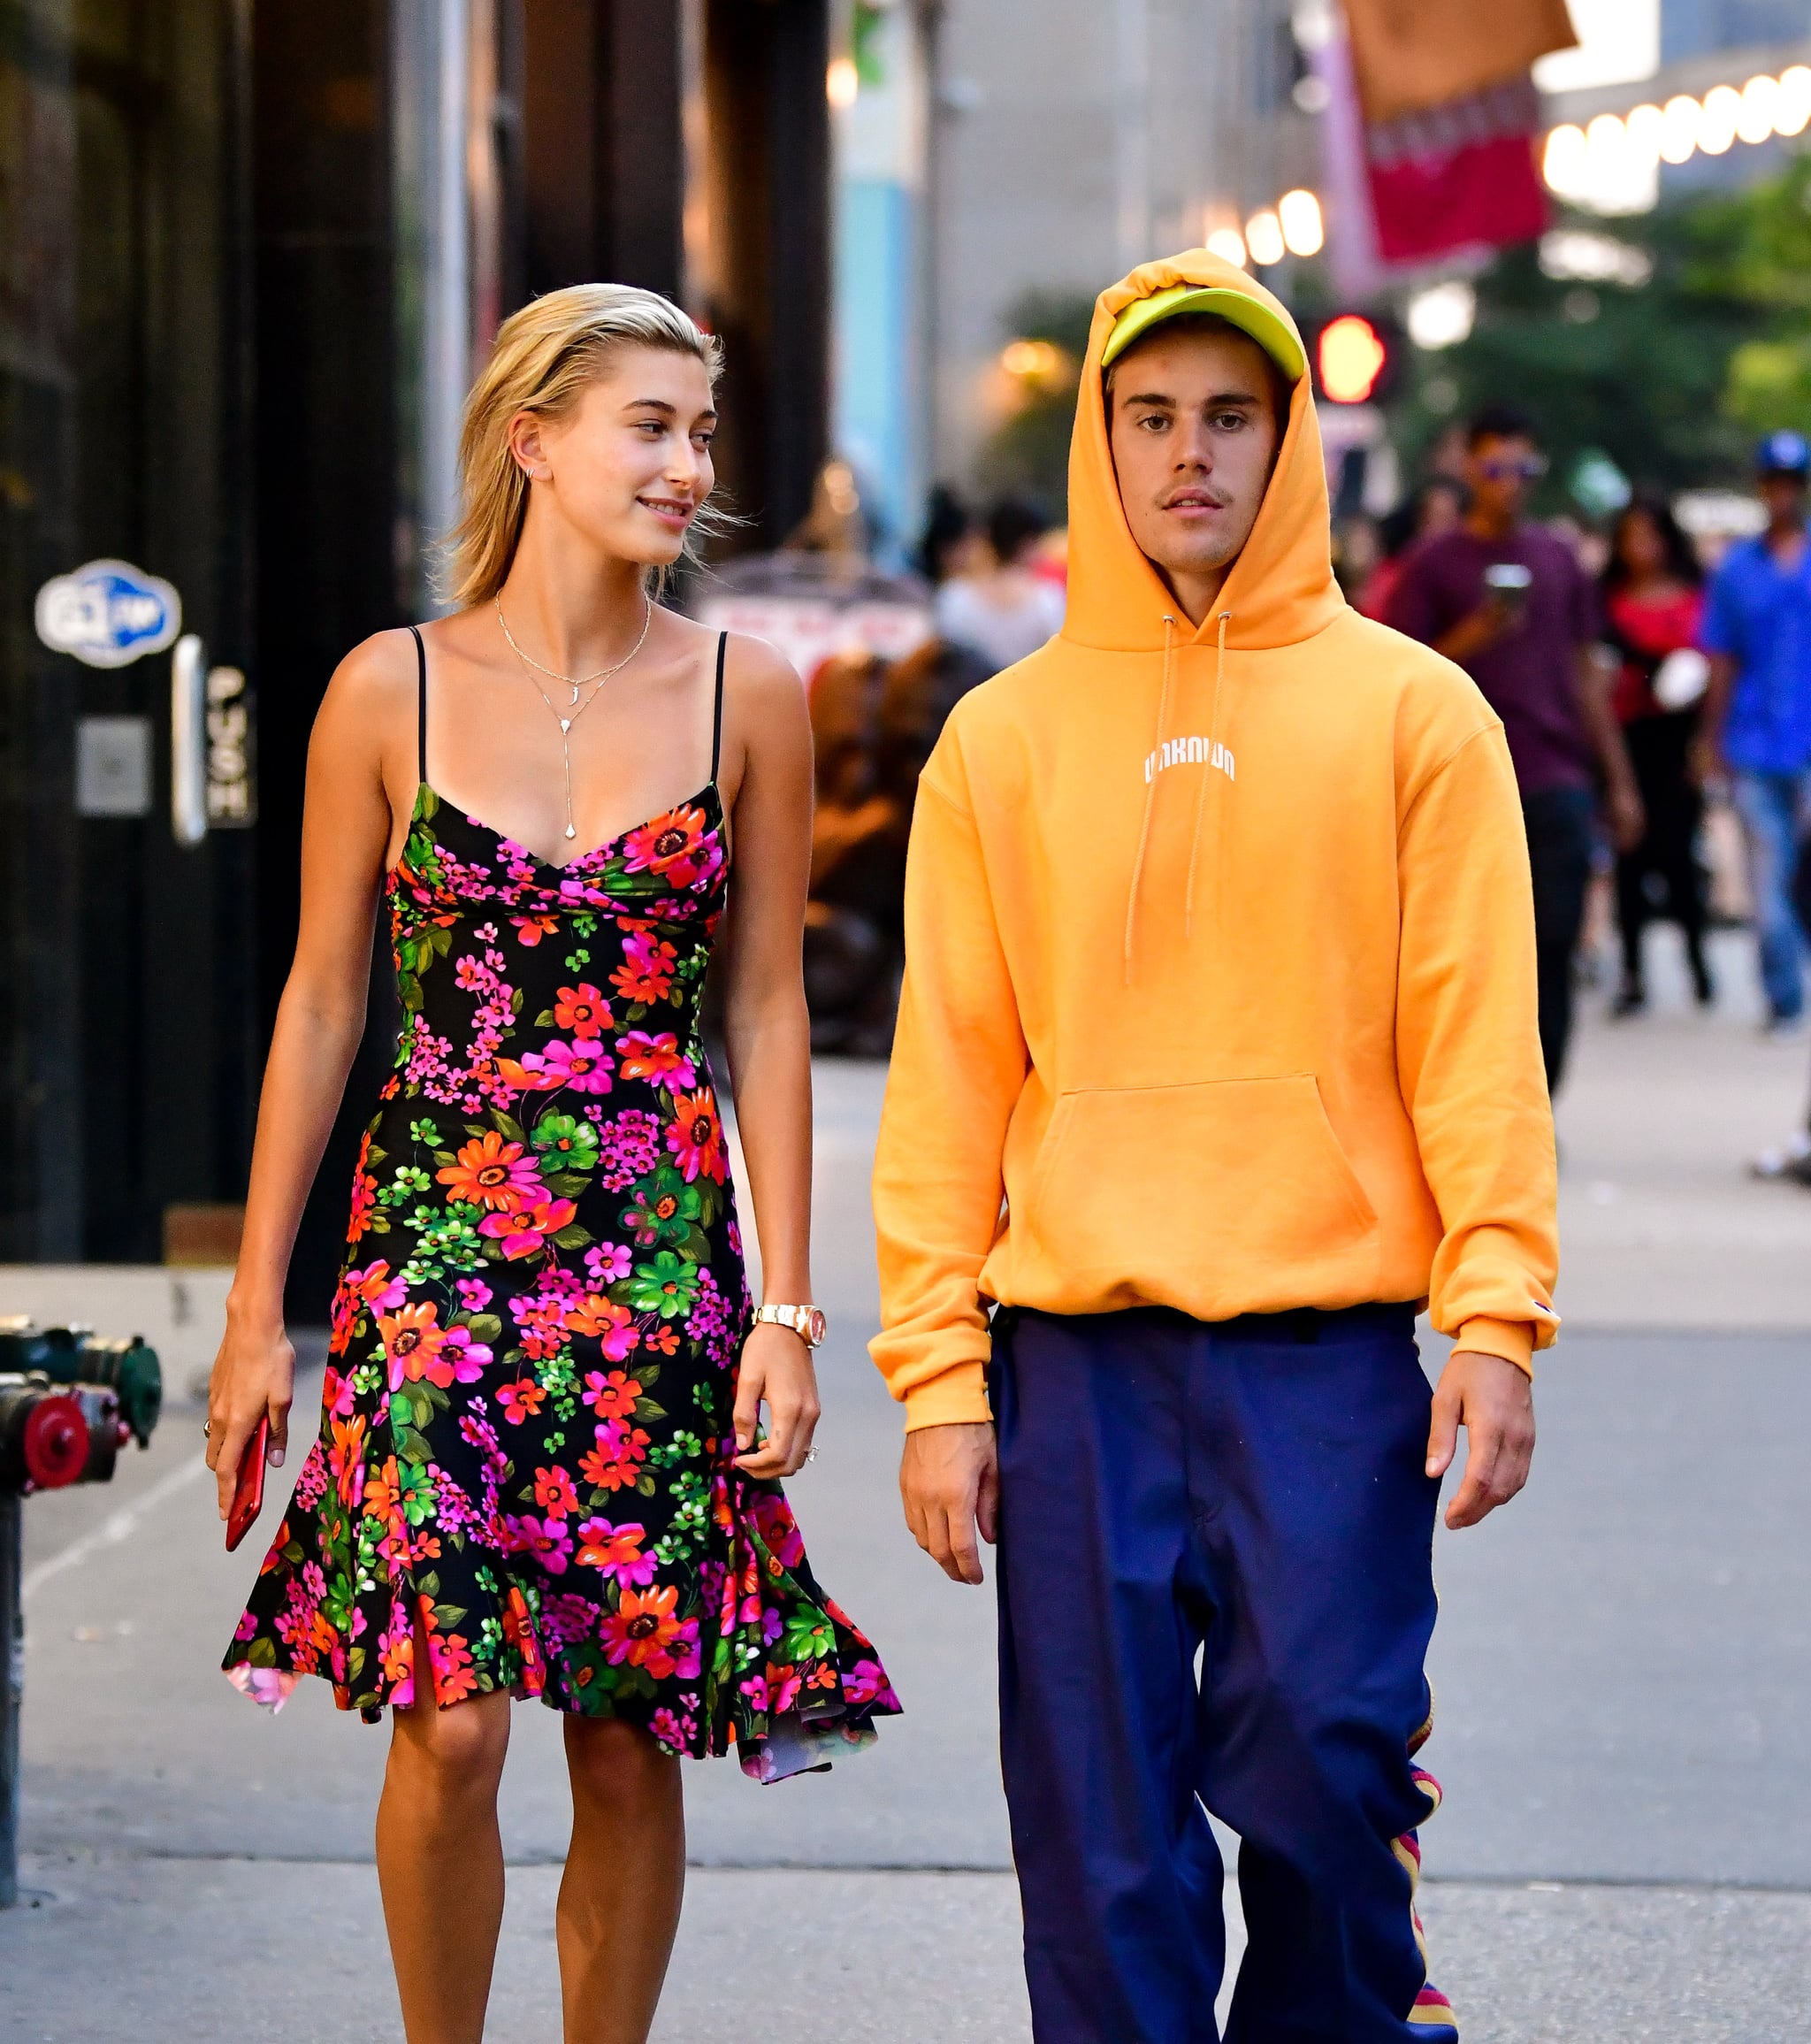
34,558,180,669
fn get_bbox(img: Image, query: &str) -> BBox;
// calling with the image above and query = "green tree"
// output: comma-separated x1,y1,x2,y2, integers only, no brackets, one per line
1394,152,1811,504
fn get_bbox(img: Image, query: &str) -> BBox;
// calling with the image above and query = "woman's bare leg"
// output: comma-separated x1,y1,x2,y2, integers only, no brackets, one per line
557,1718,686,2044
375,1637,512,2044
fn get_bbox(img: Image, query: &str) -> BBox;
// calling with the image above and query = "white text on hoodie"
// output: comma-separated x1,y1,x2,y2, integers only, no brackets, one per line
1143,736,1235,785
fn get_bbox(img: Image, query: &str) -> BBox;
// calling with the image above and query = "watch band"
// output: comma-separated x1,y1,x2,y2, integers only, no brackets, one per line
754,1303,828,1349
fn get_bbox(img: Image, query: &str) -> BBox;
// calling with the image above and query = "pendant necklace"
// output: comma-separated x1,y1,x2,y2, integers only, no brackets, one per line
495,595,653,839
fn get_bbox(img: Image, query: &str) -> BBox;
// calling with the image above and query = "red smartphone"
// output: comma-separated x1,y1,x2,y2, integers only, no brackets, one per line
225,1415,271,1553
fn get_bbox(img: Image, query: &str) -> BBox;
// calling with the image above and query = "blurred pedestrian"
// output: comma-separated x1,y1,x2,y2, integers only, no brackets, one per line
933,494,1066,674
1601,493,1714,1014
1390,402,1644,1091
875,252,1554,2044
1695,431,1811,1037
915,482,983,585
208,284,896,2044
1358,475,1467,622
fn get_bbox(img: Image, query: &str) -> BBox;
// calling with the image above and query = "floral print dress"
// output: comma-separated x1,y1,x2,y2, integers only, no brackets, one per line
225,630,898,1781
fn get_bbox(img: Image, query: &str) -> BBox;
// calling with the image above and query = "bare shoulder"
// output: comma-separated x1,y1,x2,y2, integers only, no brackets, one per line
718,627,806,710
315,626,422,733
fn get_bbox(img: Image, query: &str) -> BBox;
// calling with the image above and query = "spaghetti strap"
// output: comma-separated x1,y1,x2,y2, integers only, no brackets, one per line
710,631,727,785
409,625,427,786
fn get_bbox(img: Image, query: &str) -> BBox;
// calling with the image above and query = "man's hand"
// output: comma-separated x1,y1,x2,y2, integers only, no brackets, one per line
1433,593,1516,668
1605,776,1647,853
900,1421,998,1584
1425,1349,1535,1530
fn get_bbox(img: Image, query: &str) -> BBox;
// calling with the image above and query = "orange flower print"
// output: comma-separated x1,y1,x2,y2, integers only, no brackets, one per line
363,1456,402,1522
665,1088,725,1183
568,1293,639,1359
610,928,678,1003
498,1378,546,1425
509,913,560,946
436,1130,546,1213
583,1368,643,1419
599,1583,684,1672
533,1466,579,1520
377,1301,447,1392
554,983,612,1038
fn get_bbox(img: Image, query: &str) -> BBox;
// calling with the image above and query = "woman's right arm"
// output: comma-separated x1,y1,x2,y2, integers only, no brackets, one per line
204,637,411,1520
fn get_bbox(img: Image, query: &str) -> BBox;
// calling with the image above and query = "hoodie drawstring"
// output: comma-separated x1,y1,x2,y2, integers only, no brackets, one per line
1184,610,1231,939
1123,612,1176,982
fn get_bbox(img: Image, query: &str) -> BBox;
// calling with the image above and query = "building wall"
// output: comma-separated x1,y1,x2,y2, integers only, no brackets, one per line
928,0,1314,491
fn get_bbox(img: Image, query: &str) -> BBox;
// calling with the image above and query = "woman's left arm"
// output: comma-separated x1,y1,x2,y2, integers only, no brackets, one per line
715,634,821,1478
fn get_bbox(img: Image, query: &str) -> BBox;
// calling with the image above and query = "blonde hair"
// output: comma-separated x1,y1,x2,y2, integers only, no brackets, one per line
445,283,724,610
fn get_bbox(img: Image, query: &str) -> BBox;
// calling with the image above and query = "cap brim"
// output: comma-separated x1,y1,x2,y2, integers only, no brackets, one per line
1100,283,1306,383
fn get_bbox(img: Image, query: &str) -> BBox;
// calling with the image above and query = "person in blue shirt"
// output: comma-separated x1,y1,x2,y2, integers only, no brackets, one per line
1697,431,1811,1033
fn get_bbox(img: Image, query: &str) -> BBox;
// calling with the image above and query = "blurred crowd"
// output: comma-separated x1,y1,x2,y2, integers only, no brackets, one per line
802,488,1067,1053
804,417,1811,1190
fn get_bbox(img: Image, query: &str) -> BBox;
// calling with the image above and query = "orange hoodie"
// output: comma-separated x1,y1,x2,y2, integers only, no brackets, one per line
870,251,1558,1429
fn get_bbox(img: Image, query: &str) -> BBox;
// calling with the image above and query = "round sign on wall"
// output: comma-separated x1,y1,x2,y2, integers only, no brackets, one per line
34,558,181,669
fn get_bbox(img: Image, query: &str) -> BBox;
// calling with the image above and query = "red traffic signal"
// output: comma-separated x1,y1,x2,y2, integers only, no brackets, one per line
1315,314,1391,405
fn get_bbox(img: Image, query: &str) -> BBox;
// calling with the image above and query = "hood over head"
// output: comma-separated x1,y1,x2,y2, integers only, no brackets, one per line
1062,249,1344,655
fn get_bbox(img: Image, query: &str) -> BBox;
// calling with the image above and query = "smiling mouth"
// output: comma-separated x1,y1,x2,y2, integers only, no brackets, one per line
638,495,695,522
1163,494,1228,512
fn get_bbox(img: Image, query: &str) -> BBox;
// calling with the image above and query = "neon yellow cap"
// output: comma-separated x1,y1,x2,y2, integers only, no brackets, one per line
1100,283,1306,383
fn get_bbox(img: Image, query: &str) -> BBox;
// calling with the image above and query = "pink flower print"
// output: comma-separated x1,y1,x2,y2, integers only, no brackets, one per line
420,1325,491,1387
650,1707,686,1751
533,1466,579,1520
540,1037,615,1096
455,1277,493,1312
478,1197,578,1260
615,1030,697,1094
510,1512,573,1575
584,1240,632,1287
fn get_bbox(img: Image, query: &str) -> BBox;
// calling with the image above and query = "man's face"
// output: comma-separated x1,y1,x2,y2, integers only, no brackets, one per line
1759,471,1807,524
1106,328,1284,593
1465,433,1541,526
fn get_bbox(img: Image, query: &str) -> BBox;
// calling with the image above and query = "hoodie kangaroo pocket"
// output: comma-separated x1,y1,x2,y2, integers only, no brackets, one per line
1020,1077,1379,1289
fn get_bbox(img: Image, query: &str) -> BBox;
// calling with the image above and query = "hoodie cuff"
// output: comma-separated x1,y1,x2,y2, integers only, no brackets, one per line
902,1360,994,1432
1453,1315,1535,1377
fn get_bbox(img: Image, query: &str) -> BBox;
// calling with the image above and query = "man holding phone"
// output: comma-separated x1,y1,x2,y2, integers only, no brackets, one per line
1390,402,1642,1090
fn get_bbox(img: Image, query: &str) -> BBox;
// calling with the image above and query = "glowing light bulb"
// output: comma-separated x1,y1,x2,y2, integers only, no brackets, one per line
1245,210,1286,266
1659,95,1700,165
1278,188,1324,257
826,57,859,108
1778,66,1811,138
1738,74,1777,145
1204,226,1248,268
1543,125,1587,195
1699,84,1740,155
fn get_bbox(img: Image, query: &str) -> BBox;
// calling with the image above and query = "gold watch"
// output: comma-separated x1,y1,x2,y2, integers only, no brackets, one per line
754,1303,828,1349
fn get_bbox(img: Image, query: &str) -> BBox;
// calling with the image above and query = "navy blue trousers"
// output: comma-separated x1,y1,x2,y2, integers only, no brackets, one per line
993,1304,1456,2044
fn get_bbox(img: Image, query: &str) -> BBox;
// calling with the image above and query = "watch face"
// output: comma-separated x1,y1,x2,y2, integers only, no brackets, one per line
805,1306,828,1348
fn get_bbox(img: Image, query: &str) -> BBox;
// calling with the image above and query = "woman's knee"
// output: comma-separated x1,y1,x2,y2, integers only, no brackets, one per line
390,1688,511,1795
565,1716,679,1811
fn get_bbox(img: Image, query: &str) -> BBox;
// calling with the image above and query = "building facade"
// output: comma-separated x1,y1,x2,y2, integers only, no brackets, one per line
1,0,833,1310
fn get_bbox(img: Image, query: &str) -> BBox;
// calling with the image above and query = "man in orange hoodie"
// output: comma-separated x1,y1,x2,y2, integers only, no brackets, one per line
871,253,1556,2042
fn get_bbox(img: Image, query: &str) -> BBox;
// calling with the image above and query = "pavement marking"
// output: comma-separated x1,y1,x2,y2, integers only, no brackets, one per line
21,1456,212,1603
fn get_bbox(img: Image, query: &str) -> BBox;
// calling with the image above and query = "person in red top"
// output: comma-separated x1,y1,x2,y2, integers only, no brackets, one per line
1601,494,1713,1014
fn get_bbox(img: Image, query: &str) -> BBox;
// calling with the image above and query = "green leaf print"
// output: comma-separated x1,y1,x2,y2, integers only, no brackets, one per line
492,1109,527,1146
550,1222,592,1250
544,1172,591,1198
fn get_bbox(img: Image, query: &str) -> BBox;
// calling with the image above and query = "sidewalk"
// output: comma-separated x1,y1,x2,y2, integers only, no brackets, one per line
5,923,1810,2041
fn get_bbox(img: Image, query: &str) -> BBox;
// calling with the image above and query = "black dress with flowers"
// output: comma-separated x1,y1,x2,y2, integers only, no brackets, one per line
225,630,897,1780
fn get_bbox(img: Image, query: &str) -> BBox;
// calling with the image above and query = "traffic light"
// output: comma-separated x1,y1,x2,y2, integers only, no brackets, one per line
1311,312,1401,406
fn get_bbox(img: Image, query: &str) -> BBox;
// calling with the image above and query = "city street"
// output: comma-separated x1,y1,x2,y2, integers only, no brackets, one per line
6,923,1811,2042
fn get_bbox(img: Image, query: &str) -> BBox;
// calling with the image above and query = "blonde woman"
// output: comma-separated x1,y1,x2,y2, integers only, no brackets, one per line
207,285,896,2044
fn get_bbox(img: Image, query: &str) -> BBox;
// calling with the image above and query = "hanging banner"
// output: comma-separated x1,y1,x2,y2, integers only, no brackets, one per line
1341,0,1576,126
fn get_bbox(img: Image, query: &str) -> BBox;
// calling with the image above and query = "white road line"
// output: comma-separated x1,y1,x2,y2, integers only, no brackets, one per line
20,1457,212,1602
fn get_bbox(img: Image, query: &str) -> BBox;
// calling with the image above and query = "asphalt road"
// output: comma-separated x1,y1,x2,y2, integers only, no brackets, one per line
7,950,1811,2040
